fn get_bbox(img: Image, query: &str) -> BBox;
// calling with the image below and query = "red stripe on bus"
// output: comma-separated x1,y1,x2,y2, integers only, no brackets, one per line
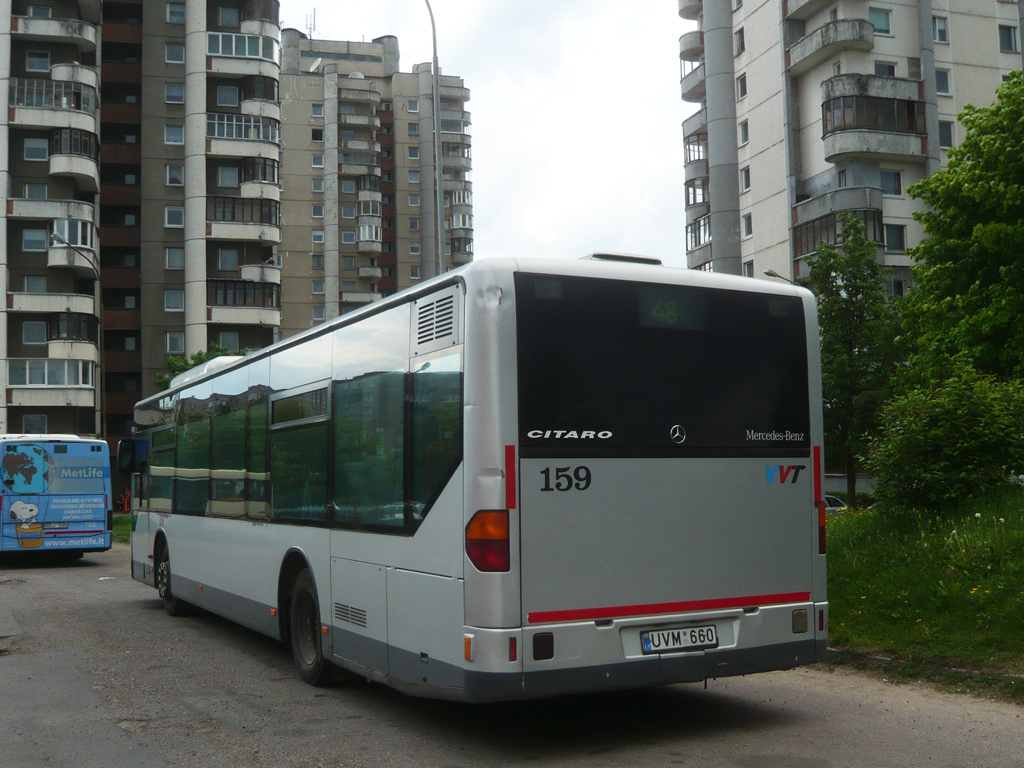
527,591,812,624
813,445,822,500
505,445,516,510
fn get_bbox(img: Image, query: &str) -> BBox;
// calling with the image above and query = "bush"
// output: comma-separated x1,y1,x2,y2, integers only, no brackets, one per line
863,361,1024,513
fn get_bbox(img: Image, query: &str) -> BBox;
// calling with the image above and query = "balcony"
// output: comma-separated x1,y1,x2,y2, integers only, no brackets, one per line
678,0,702,21
9,78,99,132
681,62,705,103
342,291,382,305
51,63,99,91
339,86,381,107
207,279,281,326
8,199,94,223
8,291,96,315
8,358,96,408
240,98,281,122
48,243,100,278
239,17,279,38
679,30,704,62
206,196,281,243
682,107,708,140
439,84,470,102
821,76,927,163
793,186,883,227
338,113,381,130
358,266,382,279
12,16,98,54
239,263,281,284
784,0,831,20
788,20,874,77
49,339,99,363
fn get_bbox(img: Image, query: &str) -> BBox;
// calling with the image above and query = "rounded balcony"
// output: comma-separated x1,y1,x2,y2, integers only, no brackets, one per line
49,154,99,193
339,86,381,107
240,18,280,38
208,56,280,80
48,339,99,363
239,263,281,284
12,16,98,54
678,0,702,20
8,199,94,223
48,242,99,278
788,19,874,77
8,291,95,314
50,63,99,91
681,62,706,103
338,113,381,130
679,30,704,62
240,98,281,122
8,79,98,133
208,137,280,161
239,180,280,201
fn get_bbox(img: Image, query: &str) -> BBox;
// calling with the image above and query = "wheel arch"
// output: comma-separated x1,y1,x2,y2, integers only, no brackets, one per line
278,548,313,643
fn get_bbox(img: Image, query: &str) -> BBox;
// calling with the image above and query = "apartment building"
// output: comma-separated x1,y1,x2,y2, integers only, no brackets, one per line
0,0,471,447
678,0,1024,288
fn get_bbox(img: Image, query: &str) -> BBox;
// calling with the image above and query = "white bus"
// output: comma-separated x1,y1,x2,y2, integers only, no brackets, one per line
121,255,827,702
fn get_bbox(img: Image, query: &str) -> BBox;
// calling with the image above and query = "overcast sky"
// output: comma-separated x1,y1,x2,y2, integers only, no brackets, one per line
279,0,699,266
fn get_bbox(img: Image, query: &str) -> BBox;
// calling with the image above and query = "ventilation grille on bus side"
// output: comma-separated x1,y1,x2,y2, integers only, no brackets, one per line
334,603,368,628
411,287,461,357
416,294,455,345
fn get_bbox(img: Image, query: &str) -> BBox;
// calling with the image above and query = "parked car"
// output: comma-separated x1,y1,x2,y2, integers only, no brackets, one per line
824,495,846,514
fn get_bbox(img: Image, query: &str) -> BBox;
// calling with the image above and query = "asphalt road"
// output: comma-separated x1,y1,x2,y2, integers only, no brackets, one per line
1,544,1021,768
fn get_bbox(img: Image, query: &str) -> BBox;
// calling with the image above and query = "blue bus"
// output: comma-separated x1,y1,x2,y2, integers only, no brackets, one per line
1,434,113,556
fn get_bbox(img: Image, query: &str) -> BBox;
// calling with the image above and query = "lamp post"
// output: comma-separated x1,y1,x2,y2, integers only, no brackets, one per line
51,230,104,438
764,269,799,286
424,0,446,275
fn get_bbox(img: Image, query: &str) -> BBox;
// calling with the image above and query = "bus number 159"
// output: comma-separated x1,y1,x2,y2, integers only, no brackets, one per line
540,466,592,492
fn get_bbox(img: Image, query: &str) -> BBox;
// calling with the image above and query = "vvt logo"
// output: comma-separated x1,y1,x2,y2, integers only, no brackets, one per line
766,465,807,484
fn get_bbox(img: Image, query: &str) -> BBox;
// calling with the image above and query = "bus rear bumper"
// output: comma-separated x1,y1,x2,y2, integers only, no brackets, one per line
461,638,827,702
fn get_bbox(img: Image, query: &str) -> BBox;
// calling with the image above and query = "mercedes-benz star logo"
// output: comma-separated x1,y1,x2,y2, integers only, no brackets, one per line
670,425,686,444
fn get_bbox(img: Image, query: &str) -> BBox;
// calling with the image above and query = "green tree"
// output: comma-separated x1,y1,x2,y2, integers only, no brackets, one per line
805,213,901,506
905,70,1024,381
155,342,233,391
863,359,1024,513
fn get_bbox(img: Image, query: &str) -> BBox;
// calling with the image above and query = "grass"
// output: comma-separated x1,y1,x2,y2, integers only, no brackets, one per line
112,513,132,545
827,487,1024,702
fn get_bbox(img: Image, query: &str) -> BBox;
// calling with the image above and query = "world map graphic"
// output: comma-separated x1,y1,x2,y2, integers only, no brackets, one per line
2,444,55,495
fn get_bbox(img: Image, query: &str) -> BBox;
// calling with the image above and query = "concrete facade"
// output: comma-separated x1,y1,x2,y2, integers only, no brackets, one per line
678,0,1024,286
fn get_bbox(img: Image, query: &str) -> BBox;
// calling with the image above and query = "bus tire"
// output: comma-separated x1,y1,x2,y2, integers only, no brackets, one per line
290,568,333,686
156,546,189,617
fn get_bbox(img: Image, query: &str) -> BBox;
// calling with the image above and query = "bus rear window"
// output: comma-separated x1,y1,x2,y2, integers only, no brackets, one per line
515,273,811,458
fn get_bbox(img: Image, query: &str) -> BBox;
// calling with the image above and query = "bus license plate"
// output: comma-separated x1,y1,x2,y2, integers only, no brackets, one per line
640,625,718,654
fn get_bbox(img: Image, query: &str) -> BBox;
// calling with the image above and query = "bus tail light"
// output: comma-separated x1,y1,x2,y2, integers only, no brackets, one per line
817,500,827,554
466,510,510,572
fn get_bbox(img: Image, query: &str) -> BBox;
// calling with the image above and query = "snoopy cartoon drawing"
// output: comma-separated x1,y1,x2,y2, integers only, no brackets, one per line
9,500,43,548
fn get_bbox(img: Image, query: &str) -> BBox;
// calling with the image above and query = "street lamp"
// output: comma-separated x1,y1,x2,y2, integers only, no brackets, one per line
764,269,798,286
424,0,446,275
50,230,104,438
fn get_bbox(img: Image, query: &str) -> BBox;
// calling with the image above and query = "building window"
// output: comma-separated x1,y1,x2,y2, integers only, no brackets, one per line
217,85,240,107
933,16,948,44
741,213,753,239
342,255,355,269
166,2,184,23
24,138,48,161
410,265,422,280
219,331,239,352
742,261,754,278
341,231,356,244
165,82,185,103
341,179,356,194
874,61,896,77
739,120,749,146
409,194,421,207
24,275,46,293
166,247,184,269
312,154,324,168
740,166,751,192
166,43,185,63
23,321,46,345
822,96,925,134
22,229,48,252
22,414,47,432
218,248,238,270
410,243,421,256
166,164,184,186
166,331,185,354
164,206,185,228
216,166,239,187
736,73,747,100
409,217,420,231
312,230,325,244
837,169,848,188
936,69,951,96
408,147,420,160
312,204,324,218
164,124,184,144
26,50,49,72
938,120,954,148
881,170,902,196
27,6,52,17
342,205,356,219
999,25,1019,53
408,99,419,112
164,290,185,311
219,6,239,26
408,122,419,136
884,224,906,253
312,103,324,118
409,170,421,184
312,306,325,322
312,127,324,142
312,178,325,193
735,28,745,55
312,280,325,295
23,183,47,200
869,7,891,36
312,254,324,270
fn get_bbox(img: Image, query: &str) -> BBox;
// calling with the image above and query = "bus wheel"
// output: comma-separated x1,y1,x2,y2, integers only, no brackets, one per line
156,547,188,617
290,569,333,686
